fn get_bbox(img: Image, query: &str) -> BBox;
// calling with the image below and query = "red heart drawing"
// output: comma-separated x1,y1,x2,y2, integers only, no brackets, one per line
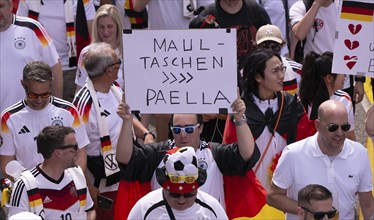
344,55,358,69
344,40,359,50
348,24,362,35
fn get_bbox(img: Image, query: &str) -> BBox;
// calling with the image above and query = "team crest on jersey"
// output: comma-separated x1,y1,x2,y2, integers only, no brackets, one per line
314,18,324,30
14,37,26,50
197,157,208,170
51,116,64,126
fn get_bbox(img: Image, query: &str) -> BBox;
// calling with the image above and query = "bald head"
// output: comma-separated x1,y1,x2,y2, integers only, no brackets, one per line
318,100,347,121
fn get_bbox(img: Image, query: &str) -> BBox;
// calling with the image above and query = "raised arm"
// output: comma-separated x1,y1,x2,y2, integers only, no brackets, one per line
116,94,134,164
292,0,328,40
232,89,255,161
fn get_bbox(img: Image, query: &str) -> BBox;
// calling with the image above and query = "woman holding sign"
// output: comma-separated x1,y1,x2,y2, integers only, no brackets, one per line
75,4,125,90
222,49,312,191
299,51,356,141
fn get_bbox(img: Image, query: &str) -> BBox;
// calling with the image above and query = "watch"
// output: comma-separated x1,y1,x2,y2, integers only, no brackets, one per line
233,115,247,126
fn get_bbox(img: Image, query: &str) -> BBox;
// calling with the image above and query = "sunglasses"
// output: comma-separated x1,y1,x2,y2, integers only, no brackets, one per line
104,59,122,72
170,124,200,135
168,191,197,199
301,207,337,220
319,120,351,132
56,144,78,151
27,92,51,99
260,43,282,52
168,174,197,184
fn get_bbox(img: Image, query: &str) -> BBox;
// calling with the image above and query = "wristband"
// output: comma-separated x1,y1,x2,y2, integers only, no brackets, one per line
143,131,156,140
355,77,366,83
233,115,247,126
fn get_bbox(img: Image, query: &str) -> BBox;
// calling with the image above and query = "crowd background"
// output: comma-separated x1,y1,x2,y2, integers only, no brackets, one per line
1,0,373,219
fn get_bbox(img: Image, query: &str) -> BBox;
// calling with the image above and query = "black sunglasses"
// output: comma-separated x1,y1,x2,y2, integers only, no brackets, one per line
168,191,197,199
56,144,78,151
301,207,337,220
170,124,200,135
319,120,351,132
104,59,122,72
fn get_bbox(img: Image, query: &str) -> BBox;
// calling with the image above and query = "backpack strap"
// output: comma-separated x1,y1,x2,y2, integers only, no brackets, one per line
67,167,87,214
20,170,45,219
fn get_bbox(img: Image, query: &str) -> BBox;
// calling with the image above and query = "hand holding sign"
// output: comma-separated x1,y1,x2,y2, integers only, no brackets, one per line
117,93,133,121
231,88,246,122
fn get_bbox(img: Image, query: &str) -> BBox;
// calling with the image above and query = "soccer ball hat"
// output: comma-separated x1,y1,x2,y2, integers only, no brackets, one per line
156,146,207,193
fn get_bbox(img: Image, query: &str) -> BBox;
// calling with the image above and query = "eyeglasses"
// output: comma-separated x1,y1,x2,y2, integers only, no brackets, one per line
270,66,286,74
27,92,51,99
104,59,122,72
260,43,282,52
168,174,197,184
301,207,337,220
319,120,351,132
168,191,197,199
170,124,200,135
56,144,78,151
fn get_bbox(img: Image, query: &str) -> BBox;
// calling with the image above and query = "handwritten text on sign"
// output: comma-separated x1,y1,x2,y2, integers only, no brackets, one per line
123,29,237,113
332,0,374,78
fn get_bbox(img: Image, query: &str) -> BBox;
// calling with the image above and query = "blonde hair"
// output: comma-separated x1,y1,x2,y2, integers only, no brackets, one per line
92,4,123,56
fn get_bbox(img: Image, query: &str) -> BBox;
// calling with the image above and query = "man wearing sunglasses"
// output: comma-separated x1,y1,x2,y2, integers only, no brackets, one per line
8,125,95,219
0,61,89,182
297,184,337,220
255,24,302,95
115,91,260,218
267,100,373,219
128,147,227,219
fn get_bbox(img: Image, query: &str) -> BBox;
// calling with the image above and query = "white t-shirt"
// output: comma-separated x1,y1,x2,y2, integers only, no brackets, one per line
9,166,94,219
17,0,96,70
289,1,339,55
128,188,228,219
73,86,122,193
147,0,214,30
0,97,90,169
272,134,372,219
150,147,225,209
0,15,59,113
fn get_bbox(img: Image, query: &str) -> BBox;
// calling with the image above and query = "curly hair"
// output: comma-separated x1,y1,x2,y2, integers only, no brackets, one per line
241,49,282,102
299,51,337,120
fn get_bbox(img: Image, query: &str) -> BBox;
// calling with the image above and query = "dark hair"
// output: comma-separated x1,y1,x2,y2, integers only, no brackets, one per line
37,125,75,159
169,114,203,127
23,61,52,82
299,51,336,120
241,49,282,101
298,184,332,207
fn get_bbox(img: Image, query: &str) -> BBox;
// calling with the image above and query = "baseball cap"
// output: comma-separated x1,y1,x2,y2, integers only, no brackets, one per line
256,24,284,45
156,147,206,193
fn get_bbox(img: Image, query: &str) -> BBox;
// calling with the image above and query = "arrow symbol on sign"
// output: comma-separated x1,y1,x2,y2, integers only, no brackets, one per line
169,72,177,84
179,73,186,83
162,71,169,83
186,72,193,83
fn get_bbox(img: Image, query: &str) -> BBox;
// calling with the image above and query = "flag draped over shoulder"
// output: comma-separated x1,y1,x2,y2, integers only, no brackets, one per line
124,0,148,29
222,116,284,219
76,0,91,59
114,180,151,220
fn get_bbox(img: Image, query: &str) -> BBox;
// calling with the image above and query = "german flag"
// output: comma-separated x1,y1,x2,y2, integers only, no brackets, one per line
340,1,374,22
125,0,148,29
76,0,91,59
